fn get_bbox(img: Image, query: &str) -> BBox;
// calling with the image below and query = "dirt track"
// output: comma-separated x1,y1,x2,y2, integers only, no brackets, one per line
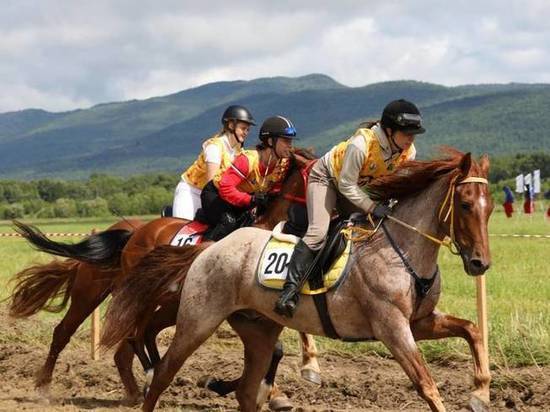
0,308,548,411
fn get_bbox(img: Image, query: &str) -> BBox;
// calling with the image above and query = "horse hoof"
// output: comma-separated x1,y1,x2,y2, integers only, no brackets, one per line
36,384,51,401
301,368,322,385
469,394,489,412
143,383,150,399
197,374,215,389
269,395,294,411
121,394,141,407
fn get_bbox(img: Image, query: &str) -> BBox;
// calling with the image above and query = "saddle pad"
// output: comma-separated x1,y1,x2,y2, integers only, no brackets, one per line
169,221,209,247
257,236,352,295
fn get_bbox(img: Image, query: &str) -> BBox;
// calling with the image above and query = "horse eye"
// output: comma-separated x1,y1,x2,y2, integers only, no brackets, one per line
461,202,471,212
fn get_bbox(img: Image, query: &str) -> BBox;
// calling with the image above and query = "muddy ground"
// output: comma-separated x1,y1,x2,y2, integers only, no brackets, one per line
0,308,547,411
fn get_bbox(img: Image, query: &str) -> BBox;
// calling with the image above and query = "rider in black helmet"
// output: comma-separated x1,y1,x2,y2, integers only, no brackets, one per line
275,99,425,318
199,116,297,241
172,105,255,220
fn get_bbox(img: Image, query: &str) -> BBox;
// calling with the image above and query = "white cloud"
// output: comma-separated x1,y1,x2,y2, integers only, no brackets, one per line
1,0,550,112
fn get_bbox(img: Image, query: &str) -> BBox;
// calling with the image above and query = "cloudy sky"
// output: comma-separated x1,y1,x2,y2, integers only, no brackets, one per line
2,0,549,113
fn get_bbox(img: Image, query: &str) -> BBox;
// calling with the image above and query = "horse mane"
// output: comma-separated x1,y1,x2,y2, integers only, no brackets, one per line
281,147,317,184
367,147,475,201
292,147,317,161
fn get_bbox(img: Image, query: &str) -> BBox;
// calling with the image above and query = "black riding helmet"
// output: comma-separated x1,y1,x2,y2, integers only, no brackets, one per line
381,99,425,135
221,105,256,126
259,116,297,146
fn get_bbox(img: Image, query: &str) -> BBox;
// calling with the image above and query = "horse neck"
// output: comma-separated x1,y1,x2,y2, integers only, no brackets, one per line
254,166,304,230
382,175,452,277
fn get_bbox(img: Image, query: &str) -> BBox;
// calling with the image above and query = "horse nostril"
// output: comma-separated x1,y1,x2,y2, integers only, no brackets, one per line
469,258,489,274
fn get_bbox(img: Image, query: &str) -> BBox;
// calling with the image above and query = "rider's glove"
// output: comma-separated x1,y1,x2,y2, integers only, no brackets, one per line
251,192,269,209
371,203,392,219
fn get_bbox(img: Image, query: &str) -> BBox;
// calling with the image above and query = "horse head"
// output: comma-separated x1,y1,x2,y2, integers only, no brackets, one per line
254,148,316,229
450,152,494,276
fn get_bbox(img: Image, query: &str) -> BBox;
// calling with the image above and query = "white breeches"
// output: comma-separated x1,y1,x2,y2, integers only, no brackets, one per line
172,180,202,220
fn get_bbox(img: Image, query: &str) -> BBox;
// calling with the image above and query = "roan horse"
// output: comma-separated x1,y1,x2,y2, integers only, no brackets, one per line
111,150,493,412
8,149,320,407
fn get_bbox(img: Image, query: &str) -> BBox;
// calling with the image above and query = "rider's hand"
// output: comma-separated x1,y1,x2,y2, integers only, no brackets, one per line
371,203,392,219
251,192,269,209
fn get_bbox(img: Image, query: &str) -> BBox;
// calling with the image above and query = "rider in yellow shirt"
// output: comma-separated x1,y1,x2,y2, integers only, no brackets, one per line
275,99,425,317
172,105,255,219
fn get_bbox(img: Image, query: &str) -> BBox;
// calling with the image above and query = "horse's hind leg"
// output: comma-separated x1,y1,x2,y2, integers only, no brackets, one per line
113,341,141,404
142,309,227,412
197,337,292,411
299,332,321,385
35,266,110,398
411,312,491,411
143,298,179,366
231,315,284,412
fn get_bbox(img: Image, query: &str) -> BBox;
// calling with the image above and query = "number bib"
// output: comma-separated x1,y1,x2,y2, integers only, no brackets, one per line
257,236,352,294
259,247,292,280
169,221,209,247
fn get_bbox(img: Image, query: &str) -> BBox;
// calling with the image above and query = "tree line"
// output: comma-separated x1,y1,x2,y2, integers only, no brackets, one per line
0,152,548,220
0,173,177,219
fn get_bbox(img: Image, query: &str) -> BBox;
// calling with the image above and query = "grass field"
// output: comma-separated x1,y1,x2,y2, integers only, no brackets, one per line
0,208,549,368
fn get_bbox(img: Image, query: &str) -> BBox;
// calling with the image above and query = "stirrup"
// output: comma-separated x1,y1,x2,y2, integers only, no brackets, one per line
274,294,297,318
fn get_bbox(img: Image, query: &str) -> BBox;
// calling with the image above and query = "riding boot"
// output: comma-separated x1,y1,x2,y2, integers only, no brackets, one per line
205,212,238,241
274,240,316,318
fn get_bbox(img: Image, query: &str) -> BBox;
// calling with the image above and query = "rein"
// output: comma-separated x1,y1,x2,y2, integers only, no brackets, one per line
385,175,489,254
282,159,316,205
380,221,439,298
343,174,488,298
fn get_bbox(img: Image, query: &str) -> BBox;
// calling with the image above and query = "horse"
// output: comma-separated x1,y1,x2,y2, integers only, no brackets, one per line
8,218,144,402
8,149,320,407
121,150,493,412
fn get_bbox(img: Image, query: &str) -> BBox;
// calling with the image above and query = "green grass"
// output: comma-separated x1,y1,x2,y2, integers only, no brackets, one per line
1,210,549,368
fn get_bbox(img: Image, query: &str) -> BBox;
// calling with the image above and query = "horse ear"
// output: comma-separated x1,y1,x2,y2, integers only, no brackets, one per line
479,154,490,175
459,152,472,176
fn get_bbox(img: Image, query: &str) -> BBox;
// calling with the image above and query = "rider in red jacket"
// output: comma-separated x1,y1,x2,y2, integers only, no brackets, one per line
197,116,298,240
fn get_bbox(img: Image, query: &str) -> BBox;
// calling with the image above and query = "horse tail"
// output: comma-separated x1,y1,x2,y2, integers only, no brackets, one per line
101,243,211,349
13,220,132,268
7,259,79,318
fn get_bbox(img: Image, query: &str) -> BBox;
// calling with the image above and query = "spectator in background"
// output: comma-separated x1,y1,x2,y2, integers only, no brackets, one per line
523,183,535,214
544,190,550,220
502,186,515,218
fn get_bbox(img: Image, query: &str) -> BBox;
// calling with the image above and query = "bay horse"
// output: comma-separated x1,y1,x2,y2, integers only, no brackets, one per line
8,218,144,402
126,150,493,412
8,149,320,406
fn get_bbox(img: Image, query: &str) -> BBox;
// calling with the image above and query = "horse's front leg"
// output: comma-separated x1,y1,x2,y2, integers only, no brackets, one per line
411,312,491,412
299,332,321,385
375,319,446,412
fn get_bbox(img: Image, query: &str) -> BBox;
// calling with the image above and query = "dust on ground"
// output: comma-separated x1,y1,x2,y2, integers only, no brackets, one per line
0,307,548,411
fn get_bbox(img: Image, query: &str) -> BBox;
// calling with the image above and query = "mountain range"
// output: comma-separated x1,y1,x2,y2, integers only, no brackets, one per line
1,74,549,179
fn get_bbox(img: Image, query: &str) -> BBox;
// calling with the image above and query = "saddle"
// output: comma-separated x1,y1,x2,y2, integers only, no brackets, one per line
257,215,366,294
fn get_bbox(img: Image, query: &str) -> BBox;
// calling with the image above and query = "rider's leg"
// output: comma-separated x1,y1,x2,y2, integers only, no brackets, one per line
275,162,337,318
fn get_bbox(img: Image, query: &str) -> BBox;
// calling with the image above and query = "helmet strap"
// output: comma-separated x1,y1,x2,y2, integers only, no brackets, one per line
388,129,404,153
270,137,282,159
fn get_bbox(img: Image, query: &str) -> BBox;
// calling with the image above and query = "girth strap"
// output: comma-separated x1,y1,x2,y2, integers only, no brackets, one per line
381,222,438,298
311,293,340,339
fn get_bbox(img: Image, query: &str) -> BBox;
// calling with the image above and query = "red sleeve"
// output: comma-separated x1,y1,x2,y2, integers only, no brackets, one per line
218,154,253,208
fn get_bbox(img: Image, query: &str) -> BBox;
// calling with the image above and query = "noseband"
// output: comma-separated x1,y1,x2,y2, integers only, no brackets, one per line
437,175,489,254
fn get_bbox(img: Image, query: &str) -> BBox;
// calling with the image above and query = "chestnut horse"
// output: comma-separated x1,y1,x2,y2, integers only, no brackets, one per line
8,150,320,406
116,151,493,412
8,218,144,402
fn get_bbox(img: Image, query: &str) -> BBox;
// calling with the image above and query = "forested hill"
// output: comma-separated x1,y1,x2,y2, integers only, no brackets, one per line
1,74,549,179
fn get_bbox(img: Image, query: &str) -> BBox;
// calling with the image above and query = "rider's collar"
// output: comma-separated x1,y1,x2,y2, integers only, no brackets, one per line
372,123,399,160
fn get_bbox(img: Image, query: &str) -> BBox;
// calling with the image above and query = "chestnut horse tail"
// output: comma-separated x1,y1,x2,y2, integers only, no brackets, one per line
13,220,132,269
101,243,211,349
8,259,79,318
